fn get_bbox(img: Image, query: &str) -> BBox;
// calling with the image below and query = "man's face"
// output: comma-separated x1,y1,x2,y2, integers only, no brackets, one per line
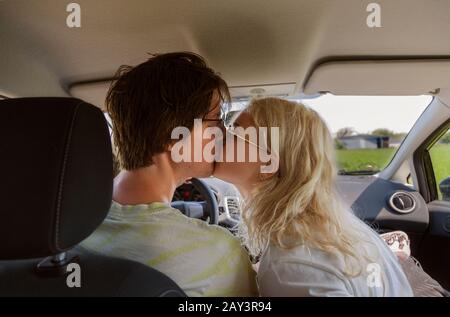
171,92,224,180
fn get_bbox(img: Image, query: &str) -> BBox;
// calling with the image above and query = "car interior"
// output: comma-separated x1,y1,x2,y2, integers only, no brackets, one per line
1,0,450,296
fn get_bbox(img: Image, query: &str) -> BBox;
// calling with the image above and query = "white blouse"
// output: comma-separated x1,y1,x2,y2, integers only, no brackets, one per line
257,226,414,297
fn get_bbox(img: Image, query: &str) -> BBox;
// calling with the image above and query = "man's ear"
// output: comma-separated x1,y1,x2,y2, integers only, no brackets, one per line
166,139,177,152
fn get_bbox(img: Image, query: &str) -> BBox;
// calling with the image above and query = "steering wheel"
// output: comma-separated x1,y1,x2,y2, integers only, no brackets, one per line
171,178,219,225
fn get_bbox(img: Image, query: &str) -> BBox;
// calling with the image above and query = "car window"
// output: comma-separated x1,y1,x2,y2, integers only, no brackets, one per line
429,127,450,201
229,94,432,175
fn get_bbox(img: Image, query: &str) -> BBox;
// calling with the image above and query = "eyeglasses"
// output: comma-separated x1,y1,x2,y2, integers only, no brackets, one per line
203,110,271,154
202,117,225,127
226,126,272,154
203,107,228,128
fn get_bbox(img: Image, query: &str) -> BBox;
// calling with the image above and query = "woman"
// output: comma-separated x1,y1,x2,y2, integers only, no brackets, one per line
214,97,414,297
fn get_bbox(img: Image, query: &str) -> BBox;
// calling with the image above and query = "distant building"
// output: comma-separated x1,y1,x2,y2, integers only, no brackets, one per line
338,134,389,149
388,138,404,148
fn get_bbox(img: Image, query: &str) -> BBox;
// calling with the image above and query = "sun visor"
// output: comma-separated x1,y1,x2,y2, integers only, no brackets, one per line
303,59,450,96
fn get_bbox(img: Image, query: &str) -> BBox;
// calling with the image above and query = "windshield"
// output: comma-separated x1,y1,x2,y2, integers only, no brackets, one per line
228,94,432,175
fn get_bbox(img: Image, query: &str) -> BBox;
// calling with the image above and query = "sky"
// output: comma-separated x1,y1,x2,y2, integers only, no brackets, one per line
300,95,432,134
232,95,433,135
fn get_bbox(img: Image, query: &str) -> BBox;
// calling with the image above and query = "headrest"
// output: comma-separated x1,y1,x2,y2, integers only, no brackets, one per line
0,98,113,260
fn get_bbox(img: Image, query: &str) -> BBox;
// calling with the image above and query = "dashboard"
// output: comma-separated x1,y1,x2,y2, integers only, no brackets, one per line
336,175,428,232
173,175,429,234
173,178,242,229
172,183,206,202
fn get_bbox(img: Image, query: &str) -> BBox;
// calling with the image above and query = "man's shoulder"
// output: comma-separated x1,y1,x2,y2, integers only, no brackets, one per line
169,207,238,240
107,201,242,249
134,203,239,241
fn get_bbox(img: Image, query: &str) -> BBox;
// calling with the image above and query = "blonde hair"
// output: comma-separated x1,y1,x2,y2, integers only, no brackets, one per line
240,97,376,276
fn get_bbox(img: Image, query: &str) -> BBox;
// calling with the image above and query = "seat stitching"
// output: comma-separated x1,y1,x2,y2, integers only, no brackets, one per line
54,101,82,250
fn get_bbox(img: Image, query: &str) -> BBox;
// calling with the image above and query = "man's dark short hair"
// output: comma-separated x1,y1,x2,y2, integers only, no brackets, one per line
106,52,231,170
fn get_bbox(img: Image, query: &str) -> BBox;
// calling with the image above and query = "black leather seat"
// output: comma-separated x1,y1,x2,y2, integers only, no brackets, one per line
0,97,185,297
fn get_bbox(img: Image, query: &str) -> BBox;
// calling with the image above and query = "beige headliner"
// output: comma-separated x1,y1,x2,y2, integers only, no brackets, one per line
2,0,450,107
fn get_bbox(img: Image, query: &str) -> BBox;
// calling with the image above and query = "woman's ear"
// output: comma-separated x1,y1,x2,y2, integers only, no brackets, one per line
258,160,278,181
259,152,280,179
259,171,274,181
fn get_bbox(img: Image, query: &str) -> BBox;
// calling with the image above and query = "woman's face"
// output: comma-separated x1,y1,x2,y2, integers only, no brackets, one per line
213,111,266,192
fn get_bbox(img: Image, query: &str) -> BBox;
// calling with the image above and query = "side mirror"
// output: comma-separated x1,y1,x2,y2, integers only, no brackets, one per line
406,173,412,185
439,176,450,201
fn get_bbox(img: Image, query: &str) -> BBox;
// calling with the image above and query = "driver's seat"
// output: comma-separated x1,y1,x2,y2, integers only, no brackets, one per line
0,97,185,297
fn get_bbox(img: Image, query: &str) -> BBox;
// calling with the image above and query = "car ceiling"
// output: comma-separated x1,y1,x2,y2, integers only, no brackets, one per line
2,0,450,103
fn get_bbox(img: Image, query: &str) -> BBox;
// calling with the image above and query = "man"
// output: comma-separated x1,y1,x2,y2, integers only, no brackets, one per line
81,52,257,297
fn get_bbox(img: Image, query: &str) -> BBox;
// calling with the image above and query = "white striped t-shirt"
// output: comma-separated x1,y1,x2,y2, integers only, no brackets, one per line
81,201,258,297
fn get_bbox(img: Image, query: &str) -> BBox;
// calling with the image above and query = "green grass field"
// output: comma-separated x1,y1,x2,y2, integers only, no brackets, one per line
336,148,396,173
336,144,450,198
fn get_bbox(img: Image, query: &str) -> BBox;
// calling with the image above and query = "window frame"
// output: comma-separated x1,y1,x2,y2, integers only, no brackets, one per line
413,119,450,202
